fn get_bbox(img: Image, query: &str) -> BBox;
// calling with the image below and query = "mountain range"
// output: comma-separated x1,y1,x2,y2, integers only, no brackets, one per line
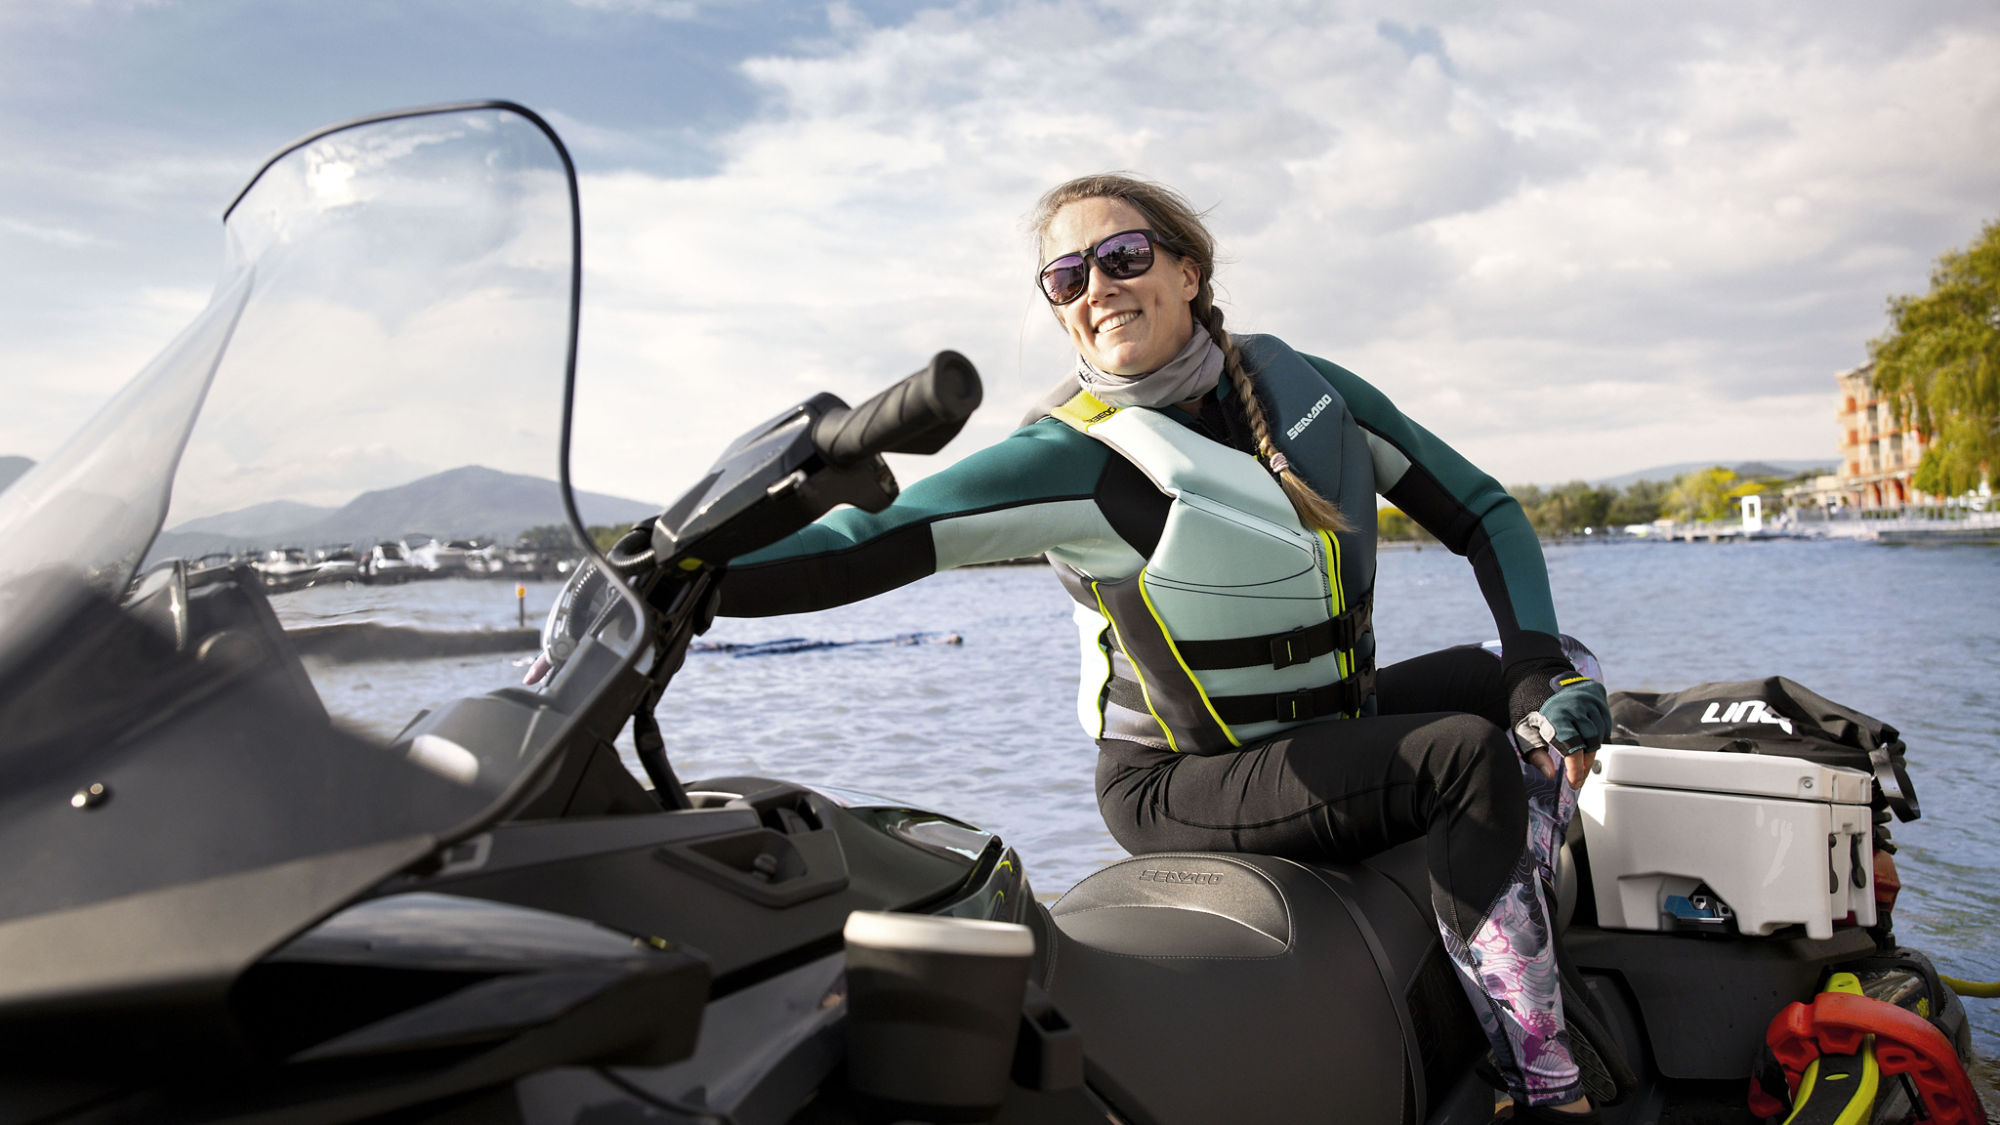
151,465,661,558
0,453,1848,537
1587,459,1837,491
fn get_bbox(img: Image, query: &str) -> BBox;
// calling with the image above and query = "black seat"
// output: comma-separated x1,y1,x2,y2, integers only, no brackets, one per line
1040,843,1479,1125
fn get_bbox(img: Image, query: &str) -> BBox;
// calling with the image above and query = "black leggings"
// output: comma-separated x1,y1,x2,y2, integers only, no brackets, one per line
1094,645,1523,943
1095,644,1586,1104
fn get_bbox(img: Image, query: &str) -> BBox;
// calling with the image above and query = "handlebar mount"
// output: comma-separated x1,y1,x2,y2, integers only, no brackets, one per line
646,353,982,571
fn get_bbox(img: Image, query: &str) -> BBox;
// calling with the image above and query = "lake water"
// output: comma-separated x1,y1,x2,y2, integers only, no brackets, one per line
279,538,1999,1100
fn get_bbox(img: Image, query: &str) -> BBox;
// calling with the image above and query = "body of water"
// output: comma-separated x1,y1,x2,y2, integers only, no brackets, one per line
281,538,1999,1100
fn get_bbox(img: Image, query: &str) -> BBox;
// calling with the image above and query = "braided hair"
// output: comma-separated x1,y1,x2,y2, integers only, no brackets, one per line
1031,174,1350,533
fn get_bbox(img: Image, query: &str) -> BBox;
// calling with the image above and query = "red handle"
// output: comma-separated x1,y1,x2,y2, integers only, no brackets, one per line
1755,990,1984,1124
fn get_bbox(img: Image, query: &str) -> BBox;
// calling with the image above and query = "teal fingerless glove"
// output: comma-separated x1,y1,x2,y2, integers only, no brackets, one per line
1507,659,1612,756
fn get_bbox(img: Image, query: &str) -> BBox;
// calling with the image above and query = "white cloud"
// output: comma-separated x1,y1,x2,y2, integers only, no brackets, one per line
9,1,2000,495
565,0,701,18
0,216,111,248
559,0,2000,493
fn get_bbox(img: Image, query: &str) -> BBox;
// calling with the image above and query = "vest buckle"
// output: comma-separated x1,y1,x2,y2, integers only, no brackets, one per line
1330,600,1371,650
1277,689,1317,722
1269,627,1312,670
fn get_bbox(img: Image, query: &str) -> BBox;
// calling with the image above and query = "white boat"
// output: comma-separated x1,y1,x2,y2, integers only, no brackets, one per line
365,540,418,584
249,546,316,592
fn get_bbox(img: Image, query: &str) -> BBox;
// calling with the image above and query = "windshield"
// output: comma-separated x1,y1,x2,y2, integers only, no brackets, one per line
0,107,663,938
0,105,659,733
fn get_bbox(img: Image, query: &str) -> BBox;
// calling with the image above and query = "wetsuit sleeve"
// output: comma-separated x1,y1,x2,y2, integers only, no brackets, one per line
718,420,1119,617
1300,354,1567,668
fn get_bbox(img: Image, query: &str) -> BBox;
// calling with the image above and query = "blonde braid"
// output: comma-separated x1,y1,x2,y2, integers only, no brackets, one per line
1196,305,1351,533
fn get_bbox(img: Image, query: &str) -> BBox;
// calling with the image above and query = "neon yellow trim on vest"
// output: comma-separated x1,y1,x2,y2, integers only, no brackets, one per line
1317,528,1350,680
1051,390,1118,431
1093,580,1180,753
1136,568,1241,748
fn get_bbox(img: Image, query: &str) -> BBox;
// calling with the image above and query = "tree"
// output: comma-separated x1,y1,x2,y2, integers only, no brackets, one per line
1869,217,2000,496
1607,479,1670,527
1664,467,1739,522
516,524,579,551
1508,481,1613,535
1377,506,1432,542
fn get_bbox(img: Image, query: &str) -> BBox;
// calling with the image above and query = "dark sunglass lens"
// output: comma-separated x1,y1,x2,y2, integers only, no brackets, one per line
1095,231,1154,279
1040,256,1088,303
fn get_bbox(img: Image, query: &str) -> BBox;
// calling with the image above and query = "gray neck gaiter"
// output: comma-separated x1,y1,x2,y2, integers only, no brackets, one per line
1073,327,1224,410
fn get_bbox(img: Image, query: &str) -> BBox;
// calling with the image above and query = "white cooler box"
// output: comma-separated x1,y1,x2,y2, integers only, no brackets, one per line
1576,743,1876,940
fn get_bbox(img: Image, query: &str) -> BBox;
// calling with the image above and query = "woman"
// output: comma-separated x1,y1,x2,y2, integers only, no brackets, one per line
720,174,1612,1123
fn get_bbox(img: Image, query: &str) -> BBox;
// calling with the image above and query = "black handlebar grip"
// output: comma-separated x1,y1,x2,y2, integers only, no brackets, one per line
811,351,983,467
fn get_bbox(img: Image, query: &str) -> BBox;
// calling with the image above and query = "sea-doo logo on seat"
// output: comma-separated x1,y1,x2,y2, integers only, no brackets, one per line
1286,394,1333,440
1699,699,1794,735
1138,868,1224,885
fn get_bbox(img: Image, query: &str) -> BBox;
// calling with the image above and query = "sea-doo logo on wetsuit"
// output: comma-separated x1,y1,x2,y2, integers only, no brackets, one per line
1285,394,1334,440
1138,868,1224,885
1699,700,1795,735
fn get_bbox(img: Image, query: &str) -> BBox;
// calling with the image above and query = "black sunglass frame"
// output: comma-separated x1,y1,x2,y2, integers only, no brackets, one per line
1037,228,1160,305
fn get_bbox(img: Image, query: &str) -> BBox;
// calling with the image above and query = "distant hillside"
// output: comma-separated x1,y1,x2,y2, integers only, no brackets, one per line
1590,459,1837,491
170,499,334,539
153,465,660,558
0,456,32,493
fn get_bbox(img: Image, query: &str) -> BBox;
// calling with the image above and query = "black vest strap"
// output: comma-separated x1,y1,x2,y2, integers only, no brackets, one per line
1206,667,1378,726
1104,666,1377,729
1173,600,1372,671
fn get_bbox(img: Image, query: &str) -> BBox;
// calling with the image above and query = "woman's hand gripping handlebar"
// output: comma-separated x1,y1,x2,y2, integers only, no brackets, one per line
526,352,983,688
810,350,982,466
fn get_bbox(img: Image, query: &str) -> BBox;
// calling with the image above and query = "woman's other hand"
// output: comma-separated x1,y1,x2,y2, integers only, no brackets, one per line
1526,744,1598,789
1508,658,1611,788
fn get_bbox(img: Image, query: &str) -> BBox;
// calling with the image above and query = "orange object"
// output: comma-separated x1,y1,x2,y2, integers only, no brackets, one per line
1755,990,1983,1124
1874,849,1901,911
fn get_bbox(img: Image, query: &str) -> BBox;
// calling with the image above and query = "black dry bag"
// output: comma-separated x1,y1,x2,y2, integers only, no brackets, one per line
1608,676,1919,822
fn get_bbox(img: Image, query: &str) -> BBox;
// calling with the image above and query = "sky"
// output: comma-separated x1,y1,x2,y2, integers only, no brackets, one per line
4,0,1999,498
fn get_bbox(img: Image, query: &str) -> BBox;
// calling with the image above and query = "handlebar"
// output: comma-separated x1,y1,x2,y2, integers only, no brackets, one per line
810,351,982,467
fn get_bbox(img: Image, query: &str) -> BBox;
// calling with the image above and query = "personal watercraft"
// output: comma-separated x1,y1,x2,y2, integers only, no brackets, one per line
0,102,1983,1125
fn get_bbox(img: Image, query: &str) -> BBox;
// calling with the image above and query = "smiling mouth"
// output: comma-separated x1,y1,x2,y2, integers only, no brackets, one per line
1095,311,1139,335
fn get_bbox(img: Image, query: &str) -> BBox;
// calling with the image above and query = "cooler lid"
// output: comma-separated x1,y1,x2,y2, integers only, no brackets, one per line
1596,743,1873,804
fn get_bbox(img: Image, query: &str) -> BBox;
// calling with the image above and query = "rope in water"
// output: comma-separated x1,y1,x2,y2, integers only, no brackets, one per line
688,631,964,658
1942,974,2000,998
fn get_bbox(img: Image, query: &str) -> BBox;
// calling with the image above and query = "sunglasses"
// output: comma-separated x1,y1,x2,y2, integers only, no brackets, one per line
1037,228,1159,305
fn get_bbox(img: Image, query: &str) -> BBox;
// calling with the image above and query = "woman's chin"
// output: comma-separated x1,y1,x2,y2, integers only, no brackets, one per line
1087,343,1154,376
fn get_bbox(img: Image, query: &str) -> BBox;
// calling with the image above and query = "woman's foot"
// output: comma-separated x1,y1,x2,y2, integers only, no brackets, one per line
1510,1097,1600,1124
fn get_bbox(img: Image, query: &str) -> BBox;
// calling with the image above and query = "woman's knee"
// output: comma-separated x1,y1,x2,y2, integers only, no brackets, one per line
1412,713,1525,819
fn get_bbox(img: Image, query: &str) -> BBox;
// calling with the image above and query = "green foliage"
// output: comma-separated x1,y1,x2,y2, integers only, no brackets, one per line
515,524,579,550
1377,506,1431,541
1606,478,1669,527
1507,481,1615,535
1494,468,1798,537
1664,467,1740,522
514,523,630,553
1869,217,2000,496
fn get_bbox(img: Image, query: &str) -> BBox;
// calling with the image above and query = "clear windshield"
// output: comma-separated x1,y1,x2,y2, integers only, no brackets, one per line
0,105,644,738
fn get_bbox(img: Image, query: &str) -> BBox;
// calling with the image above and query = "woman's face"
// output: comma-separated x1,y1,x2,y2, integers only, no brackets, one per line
1043,197,1200,375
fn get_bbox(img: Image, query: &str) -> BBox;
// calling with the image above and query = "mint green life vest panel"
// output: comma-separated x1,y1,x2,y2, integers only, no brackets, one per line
1046,336,1377,754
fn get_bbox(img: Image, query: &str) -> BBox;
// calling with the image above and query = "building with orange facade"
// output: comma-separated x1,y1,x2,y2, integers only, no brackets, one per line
1834,363,1931,510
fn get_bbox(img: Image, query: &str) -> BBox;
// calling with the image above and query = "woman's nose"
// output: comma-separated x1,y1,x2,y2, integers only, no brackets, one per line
1084,261,1119,301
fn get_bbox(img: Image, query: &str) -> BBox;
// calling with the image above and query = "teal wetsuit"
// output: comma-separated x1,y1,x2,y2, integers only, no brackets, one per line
721,343,1590,1108
723,350,1563,670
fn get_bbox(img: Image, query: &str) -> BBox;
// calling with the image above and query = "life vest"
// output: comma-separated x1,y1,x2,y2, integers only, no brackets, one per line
1046,335,1377,754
